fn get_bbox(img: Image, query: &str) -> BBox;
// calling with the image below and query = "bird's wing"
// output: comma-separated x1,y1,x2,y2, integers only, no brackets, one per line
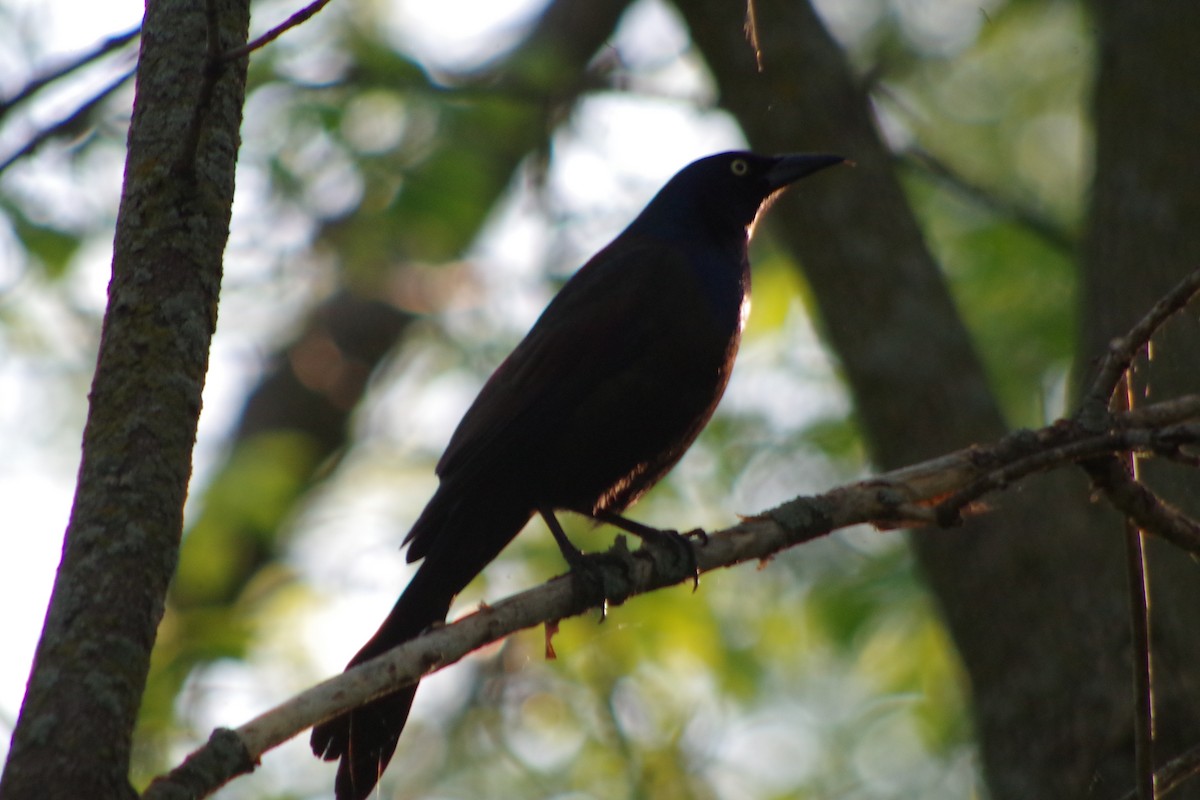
432,233,737,499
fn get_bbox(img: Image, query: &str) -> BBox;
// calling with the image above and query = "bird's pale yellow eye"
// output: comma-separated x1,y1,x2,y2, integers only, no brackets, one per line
730,158,749,176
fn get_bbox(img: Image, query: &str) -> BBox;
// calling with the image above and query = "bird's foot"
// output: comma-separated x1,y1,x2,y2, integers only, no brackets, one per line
635,526,704,592
566,536,639,620
597,513,704,591
540,507,638,619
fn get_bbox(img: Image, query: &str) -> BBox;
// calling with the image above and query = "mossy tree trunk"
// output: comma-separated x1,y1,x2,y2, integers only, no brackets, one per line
0,0,250,797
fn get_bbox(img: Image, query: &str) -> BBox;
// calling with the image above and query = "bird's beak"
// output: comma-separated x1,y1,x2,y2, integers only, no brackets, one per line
765,153,847,190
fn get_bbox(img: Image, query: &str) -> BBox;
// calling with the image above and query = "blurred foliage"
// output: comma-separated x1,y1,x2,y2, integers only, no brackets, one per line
878,0,1090,426
136,434,320,744
0,197,81,279
0,0,1098,797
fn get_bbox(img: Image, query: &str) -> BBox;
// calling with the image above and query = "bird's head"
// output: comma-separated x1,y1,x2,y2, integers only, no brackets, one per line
633,151,845,243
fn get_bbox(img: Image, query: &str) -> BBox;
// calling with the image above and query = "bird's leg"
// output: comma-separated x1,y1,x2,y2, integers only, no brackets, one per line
593,511,703,591
539,508,636,618
540,506,586,568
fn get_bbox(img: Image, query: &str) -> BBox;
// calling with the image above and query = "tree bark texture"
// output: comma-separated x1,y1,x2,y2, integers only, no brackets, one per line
677,0,1192,796
0,0,250,797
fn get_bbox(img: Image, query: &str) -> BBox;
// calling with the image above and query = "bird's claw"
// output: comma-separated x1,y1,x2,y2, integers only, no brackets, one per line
637,527,703,591
595,512,706,591
566,536,637,618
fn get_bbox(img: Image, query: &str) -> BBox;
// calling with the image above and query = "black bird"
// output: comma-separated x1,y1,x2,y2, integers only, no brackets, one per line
311,151,844,799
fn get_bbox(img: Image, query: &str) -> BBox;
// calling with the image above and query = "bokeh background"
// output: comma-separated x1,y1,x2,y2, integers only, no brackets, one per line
5,0,1192,798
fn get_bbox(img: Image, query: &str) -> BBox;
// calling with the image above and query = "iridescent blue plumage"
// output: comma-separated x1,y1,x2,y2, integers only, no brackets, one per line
311,151,843,800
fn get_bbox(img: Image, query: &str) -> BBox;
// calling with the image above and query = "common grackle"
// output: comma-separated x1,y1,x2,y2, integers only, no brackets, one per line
310,151,844,799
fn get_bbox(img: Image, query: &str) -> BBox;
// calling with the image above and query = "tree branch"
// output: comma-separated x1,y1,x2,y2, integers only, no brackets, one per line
142,388,1200,799
220,0,335,62
0,67,136,175
1116,740,1200,800
1076,266,1200,429
0,25,140,118
1085,455,1200,562
933,419,1200,543
1111,374,1157,800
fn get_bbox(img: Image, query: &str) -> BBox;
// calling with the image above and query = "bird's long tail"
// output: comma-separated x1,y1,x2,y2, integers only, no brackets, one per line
309,564,453,800
310,495,531,800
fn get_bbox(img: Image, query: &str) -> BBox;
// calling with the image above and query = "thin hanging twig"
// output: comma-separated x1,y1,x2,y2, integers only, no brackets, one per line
0,67,136,174
1118,373,1156,800
0,26,139,118
221,0,336,62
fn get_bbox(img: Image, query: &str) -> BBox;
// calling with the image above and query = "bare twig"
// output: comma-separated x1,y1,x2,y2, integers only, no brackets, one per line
221,0,335,62
1077,267,1200,428
934,421,1200,543
901,145,1076,255
1116,740,1200,800
743,0,764,72
0,67,136,175
1085,455,1200,559
1073,278,1200,800
0,26,140,119
1126,509,1157,800
1073,271,1200,800
0,0,336,172
1115,376,1157,800
1121,395,1200,429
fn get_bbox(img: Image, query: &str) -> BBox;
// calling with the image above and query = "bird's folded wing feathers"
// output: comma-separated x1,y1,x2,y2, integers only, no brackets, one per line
432,236,724,490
